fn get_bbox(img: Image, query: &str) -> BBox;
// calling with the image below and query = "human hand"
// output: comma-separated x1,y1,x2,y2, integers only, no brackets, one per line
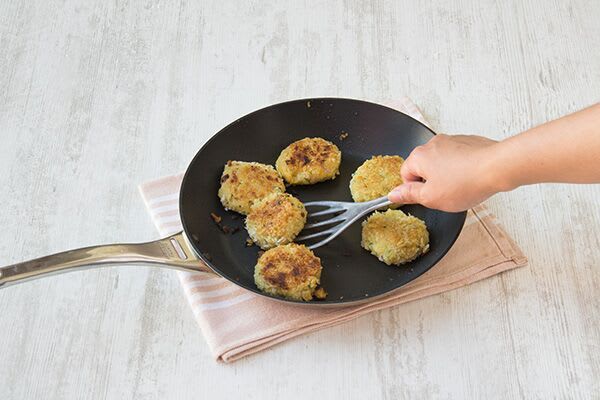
388,134,504,212
390,104,600,212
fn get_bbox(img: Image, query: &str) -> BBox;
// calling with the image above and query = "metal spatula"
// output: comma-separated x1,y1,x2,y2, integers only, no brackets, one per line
296,195,393,249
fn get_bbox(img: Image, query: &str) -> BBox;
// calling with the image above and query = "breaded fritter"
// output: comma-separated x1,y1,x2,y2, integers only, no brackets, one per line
276,137,341,185
254,243,323,301
349,155,404,202
218,161,285,215
361,209,429,266
245,192,307,250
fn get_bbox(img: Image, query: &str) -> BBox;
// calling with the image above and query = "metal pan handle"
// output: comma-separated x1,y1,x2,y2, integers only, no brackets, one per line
0,232,213,288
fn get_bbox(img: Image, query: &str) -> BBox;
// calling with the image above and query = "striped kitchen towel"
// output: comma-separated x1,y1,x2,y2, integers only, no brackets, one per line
138,97,528,362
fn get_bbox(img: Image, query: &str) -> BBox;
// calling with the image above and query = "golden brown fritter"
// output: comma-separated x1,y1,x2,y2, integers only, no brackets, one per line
245,192,307,250
276,137,341,185
218,161,285,215
254,243,323,301
361,209,429,266
349,155,404,202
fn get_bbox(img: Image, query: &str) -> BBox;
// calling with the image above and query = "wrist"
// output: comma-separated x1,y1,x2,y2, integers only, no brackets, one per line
481,140,520,193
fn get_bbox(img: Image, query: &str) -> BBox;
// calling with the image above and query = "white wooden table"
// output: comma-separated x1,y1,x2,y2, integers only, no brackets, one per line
1,1,599,398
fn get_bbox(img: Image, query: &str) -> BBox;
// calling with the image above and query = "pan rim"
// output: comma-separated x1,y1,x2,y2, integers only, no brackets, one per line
179,97,467,306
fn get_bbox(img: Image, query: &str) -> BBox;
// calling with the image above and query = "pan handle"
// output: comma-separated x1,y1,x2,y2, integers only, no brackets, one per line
0,232,213,288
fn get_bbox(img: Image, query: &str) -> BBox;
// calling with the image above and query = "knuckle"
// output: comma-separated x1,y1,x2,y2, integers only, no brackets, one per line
400,161,411,175
418,186,435,207
410,145,425,158
406,184,416,196
419,194,431,206
430,134,447,147
409,185,424,203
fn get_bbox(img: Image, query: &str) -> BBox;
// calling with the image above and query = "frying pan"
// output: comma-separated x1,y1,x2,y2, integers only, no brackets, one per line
0,98,466,306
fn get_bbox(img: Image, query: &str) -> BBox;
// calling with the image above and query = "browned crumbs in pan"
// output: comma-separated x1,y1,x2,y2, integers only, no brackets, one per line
210,212,222,224
221,225,239,234
210,212,239,234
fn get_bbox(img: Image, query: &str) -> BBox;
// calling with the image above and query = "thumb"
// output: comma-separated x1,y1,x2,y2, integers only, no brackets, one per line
388,182,425,204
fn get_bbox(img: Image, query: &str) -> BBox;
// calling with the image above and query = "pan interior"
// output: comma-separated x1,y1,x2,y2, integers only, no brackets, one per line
180,98,466,304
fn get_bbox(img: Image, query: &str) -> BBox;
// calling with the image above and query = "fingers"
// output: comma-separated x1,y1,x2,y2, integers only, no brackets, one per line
395,142,433,202
401,148,425,182
401,162,422,182
388,182,425,204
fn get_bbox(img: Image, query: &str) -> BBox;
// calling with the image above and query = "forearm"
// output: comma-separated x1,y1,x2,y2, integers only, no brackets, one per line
491,103,600,191
391,102,600,212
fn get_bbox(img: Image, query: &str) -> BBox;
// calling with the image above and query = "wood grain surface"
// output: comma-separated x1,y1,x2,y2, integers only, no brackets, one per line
0,0,598,399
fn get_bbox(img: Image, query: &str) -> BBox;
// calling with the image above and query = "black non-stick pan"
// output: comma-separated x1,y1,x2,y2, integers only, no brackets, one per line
0,98,466,306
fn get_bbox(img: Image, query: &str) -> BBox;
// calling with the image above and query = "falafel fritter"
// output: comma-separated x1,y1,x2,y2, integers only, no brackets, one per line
254,243,323,301
218,161,285,215
361,209,429,266
245,192,307,250
349,155,404,202
276,137,341,185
